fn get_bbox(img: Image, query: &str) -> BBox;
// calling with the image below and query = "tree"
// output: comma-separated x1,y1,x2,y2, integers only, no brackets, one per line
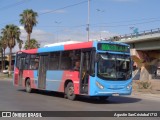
0,36,7,70
18,40,23,51
1,24,21,75
24,38,40,50
0,39,4,71
20,9,38,49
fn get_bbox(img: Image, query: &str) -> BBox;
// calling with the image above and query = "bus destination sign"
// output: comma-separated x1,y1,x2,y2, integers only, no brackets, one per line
98,43,129,52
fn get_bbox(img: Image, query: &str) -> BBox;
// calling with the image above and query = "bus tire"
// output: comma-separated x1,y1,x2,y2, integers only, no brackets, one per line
66,82,76,100
25,79,32,93
98,96,109,101
64,87,67,99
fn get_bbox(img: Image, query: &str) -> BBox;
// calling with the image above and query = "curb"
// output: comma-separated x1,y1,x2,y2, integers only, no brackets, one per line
0,78,13,81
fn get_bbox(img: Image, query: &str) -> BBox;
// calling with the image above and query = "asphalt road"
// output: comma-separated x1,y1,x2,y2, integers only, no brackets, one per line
0,79,160,120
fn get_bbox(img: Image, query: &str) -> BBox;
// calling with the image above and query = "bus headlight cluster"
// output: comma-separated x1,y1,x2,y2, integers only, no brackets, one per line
127,83,132,89
96,81,104,89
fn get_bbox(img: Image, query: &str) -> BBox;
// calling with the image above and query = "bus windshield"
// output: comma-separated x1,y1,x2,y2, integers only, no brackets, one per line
97,54,132,80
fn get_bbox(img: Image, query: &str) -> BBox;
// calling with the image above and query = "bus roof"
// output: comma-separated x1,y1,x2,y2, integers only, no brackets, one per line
18,40,129,54
43,41,82,47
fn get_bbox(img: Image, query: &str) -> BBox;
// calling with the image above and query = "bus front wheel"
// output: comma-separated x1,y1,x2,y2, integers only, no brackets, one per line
66,82,76,100
25,79,32,93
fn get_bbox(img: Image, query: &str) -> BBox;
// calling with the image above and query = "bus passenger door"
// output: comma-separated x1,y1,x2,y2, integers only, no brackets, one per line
80,50,91,94
19,57,25,86
38,55,48,89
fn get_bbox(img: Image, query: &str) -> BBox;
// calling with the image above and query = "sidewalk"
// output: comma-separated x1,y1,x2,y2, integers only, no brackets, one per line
132,79,160,100
131,92,160,101
0,73,13,81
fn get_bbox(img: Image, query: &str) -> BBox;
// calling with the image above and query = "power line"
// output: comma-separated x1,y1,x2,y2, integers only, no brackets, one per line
37,24,86,28
39,0,89,15
91,19,160,28
0,0,160,30
34,15,160,29
0,0,89,27
0,0,31,27
92,17,160,25
36,19,160,29
0,0,30,11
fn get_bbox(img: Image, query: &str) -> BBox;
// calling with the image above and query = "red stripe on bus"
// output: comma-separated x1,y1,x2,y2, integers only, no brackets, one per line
64,42,93,50
21,49,38,54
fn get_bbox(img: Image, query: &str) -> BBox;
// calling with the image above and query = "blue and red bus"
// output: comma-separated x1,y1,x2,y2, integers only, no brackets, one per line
13,41,132,100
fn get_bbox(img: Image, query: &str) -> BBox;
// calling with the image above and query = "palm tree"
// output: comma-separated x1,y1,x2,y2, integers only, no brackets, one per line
1,24,21,75
0,36,7,69
24,38,40,50
18,40,23,51
0,39,4,71
20,9,38,49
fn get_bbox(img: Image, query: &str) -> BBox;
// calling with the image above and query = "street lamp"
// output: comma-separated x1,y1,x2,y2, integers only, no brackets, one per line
87,0,90,42
55,21,61,42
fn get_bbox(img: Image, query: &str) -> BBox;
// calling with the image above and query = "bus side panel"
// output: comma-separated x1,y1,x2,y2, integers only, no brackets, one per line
45,71,63,91
89,77,132,96
33,70,38,88
23,70,37,88
14,67,19,86
59,71,80,94
88,76,96,96
45,70,80,94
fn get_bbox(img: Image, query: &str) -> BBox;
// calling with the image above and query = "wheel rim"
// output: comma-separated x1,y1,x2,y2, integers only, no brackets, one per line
68,86,74,96
26,81,30,91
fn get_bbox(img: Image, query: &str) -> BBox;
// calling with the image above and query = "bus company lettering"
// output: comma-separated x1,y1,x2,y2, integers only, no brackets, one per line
114,113,127,117
28,113,42,117
114,112,158,117
128,113,157,117
12,112,42,117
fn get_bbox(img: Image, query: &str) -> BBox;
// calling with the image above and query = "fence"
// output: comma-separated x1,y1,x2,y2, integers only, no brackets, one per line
118,28,160,40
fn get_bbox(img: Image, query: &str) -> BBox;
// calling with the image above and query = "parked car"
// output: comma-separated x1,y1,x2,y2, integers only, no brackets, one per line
156,67,160,77
2,69,9,74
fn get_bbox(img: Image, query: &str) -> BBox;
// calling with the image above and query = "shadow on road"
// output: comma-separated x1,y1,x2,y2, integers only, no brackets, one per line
77,96,141,104
18,89,141,104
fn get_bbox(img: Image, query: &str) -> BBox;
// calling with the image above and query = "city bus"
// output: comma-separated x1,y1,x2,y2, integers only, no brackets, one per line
13,41,132,100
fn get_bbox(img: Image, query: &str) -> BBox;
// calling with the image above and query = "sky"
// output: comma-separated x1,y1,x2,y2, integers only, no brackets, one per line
0,0,160,52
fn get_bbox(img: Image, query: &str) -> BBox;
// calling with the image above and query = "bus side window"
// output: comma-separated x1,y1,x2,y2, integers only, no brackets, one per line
48,52,60,70
60,51,72,70
29,54,39,70
16,54,20,69
72,50,81,71
24,54,30,69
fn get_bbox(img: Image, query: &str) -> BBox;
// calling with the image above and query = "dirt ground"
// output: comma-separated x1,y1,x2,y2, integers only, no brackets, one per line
133,79,160,94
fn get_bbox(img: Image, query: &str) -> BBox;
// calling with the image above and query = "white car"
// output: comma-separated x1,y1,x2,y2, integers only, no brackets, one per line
157,68,160,77
2,69,9,74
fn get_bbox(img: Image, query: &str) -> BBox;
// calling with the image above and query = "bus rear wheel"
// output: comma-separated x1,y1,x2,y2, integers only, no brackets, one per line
25,79,32,93
66,82,76,100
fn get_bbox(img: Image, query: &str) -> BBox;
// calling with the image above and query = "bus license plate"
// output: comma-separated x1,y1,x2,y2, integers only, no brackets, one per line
112,93,119,96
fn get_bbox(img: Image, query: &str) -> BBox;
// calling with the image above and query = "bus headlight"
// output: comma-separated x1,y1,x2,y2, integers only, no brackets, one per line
96,81,104,89
127,83,132,89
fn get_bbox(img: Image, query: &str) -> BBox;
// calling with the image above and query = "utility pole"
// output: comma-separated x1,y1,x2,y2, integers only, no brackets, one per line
87,0,90,42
